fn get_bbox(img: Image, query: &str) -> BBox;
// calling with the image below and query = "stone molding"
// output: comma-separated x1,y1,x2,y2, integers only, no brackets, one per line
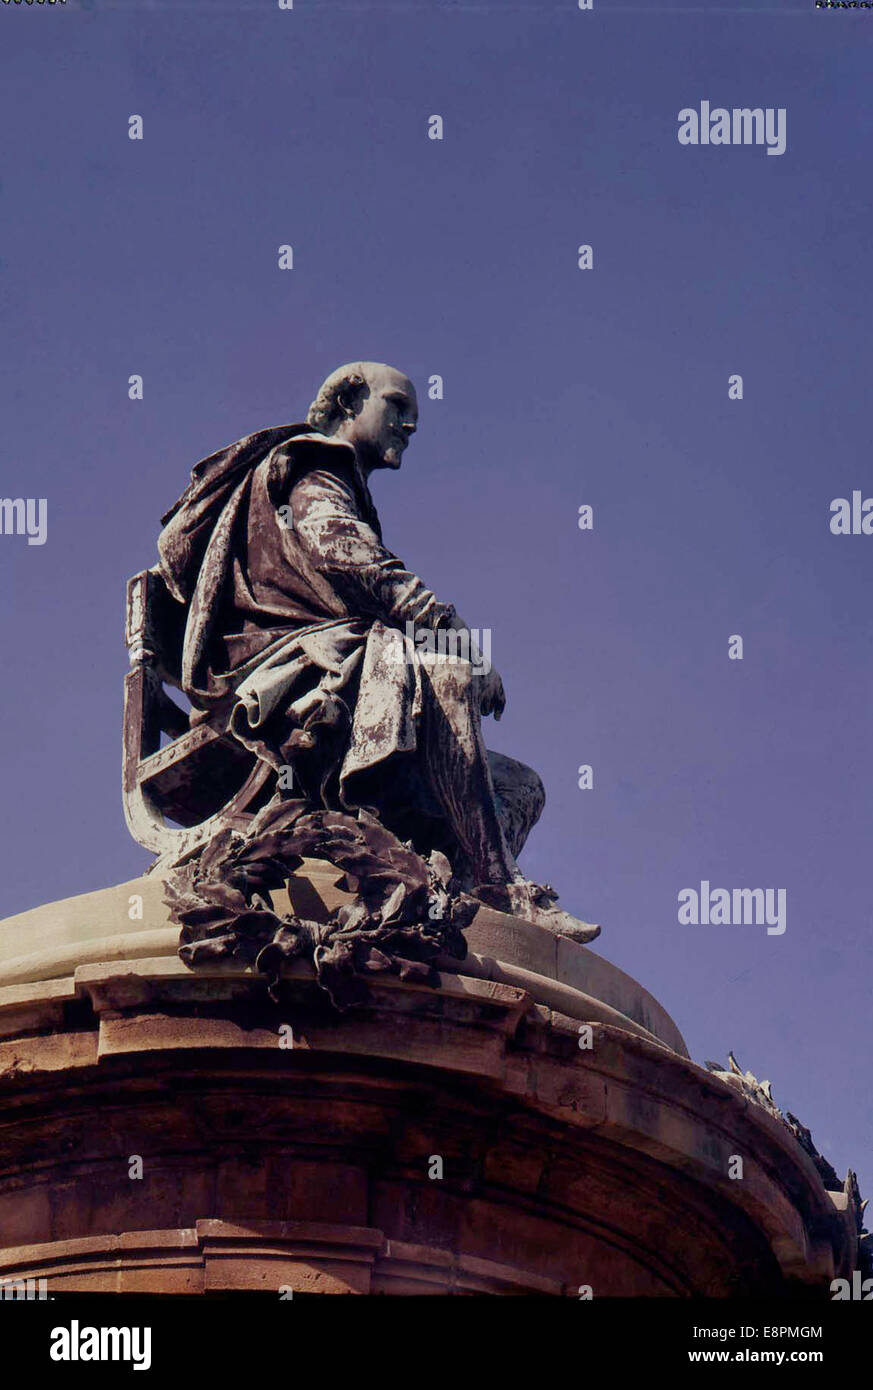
0,872,856,1296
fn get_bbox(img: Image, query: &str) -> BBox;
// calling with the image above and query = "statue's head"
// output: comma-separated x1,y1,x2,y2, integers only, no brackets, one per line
306,362,418,473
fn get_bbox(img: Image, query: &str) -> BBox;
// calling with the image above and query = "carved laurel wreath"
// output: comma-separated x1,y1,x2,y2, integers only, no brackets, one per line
163,798,478,1010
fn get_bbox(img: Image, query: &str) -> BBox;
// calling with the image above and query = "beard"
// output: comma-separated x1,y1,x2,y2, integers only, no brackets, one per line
376,438,406,469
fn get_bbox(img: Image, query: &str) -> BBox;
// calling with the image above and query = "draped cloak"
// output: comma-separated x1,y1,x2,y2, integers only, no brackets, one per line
157,425,459,820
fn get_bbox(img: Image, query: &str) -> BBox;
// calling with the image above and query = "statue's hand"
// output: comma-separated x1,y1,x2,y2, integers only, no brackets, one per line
476,666,506,721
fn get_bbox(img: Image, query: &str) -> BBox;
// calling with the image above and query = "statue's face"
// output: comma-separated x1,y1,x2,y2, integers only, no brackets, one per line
342,366,418,472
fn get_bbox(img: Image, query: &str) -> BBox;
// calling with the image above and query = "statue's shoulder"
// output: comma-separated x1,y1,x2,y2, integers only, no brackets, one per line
274,429,356,469
263,431,362,505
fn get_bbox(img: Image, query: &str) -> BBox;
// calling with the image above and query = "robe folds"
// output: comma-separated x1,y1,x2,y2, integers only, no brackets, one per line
157,425,460,818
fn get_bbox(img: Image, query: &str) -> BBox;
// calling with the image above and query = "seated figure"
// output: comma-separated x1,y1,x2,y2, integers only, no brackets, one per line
154,361,599,943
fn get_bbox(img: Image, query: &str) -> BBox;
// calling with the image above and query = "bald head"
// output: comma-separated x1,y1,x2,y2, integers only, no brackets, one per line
306,361,418,475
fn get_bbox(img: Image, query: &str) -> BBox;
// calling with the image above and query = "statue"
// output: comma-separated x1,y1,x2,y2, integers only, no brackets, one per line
706,1053,873,1279
124,362,600,1008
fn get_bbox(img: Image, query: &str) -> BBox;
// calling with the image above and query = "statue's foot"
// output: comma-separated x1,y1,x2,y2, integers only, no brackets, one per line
473,880,601,944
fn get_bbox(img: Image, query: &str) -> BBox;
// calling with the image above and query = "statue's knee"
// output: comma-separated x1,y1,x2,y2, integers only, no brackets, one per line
422,652,476,697
512,761,546,824
527,768,546,822
489,752,545,821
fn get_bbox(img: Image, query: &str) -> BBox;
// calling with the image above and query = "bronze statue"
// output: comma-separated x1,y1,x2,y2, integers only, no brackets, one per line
124,362,599,1006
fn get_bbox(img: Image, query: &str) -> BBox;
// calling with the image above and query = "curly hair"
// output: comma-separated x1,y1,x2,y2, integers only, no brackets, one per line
306,364,370,433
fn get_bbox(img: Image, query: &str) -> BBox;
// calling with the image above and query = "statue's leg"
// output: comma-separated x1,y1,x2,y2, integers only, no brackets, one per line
417,656,526,887
416,656,600,942
487,750,546,859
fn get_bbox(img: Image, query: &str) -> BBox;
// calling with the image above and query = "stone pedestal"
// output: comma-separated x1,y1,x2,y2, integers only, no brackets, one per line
0,865,858,1295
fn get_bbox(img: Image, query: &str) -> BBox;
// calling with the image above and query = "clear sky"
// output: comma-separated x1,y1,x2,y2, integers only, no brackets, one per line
1,0,871,1209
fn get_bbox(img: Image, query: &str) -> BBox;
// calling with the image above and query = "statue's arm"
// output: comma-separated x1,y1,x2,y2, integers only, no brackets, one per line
289,466,505,718
289,468,457,631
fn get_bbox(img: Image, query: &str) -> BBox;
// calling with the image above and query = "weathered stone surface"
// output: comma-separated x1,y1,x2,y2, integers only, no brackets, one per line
0,871,684,1051
0,876,858,1296
0,894,857,1296
125,363,602,953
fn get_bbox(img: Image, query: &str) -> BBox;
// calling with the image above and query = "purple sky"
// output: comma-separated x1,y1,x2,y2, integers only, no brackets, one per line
2,2,871,1207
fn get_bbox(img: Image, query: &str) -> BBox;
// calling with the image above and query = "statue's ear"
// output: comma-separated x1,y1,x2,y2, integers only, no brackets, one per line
336,372,368,420
336,389,356,420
